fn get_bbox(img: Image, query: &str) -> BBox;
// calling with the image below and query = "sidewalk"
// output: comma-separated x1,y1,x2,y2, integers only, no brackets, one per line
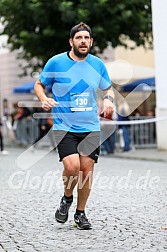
2,143,167,163
112,148,167,162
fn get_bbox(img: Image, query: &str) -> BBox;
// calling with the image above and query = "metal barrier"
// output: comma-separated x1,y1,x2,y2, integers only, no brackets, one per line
100,116,157,151
15,118,39,145
4,116,157,149
129,116,156,148
14,118,55,148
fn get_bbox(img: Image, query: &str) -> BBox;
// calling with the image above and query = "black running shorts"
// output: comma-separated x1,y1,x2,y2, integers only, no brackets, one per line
53,130,100,163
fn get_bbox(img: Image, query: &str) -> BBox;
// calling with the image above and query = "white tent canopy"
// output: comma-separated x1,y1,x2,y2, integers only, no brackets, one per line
105,60,155,86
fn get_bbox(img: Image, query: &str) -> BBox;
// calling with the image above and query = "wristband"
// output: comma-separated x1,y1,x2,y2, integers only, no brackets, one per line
103,95,114,103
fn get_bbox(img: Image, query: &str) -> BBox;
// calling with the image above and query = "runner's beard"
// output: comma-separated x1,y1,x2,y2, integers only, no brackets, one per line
73,45,91,58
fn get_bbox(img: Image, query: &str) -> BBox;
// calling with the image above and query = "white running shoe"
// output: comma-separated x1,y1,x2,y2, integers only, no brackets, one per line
1,150,9,155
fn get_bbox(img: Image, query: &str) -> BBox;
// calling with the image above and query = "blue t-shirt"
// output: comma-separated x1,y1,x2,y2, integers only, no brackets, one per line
39,52,111,132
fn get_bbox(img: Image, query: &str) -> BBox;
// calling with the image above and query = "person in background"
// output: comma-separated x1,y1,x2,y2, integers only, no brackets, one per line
0,117,9,155
32,108,55,150
117,101,131,152
12,105,32,145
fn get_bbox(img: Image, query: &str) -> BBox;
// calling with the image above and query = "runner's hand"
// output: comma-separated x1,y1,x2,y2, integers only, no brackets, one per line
101,99,114,118
41,98,58,111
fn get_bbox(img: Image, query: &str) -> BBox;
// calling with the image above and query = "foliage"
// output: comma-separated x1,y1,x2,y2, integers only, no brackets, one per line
0,0,152,74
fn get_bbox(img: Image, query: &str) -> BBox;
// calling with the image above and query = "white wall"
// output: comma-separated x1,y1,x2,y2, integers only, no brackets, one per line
0,50,35,116
152,0,167,150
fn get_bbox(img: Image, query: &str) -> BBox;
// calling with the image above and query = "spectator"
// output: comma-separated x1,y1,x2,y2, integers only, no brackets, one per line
14,106,31,121
0,117,9,155
32,109,55,150
117,101,131,152
12,104,32,145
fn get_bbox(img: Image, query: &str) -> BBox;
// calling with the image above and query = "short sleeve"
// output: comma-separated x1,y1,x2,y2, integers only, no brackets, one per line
99,63,112,90
39,58,55,86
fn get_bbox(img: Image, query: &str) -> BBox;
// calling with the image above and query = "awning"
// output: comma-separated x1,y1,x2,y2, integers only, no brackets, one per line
13,81,52,94
120,77,155,92
105,61,155,85
13,82,35,94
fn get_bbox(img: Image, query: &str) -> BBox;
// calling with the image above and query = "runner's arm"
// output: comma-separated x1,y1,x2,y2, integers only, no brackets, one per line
34,80,58,111
101,86,115,118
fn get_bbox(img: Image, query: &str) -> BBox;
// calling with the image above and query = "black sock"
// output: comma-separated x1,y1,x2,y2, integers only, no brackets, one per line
75,209,85,215
64,194,73,203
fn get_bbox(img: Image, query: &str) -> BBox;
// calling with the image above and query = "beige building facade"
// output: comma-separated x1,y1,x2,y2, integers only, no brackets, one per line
0,50,34,117
115,42,154,68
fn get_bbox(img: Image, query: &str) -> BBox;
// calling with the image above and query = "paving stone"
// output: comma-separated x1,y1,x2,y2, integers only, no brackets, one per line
0,147,167,251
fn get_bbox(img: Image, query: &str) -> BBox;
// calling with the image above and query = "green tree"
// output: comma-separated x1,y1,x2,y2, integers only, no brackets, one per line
0,0,152,74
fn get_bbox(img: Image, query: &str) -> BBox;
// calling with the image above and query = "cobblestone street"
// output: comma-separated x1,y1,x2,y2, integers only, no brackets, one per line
1,147,167,252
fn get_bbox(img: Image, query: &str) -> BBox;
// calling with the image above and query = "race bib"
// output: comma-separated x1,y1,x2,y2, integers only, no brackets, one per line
70,92,93,112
